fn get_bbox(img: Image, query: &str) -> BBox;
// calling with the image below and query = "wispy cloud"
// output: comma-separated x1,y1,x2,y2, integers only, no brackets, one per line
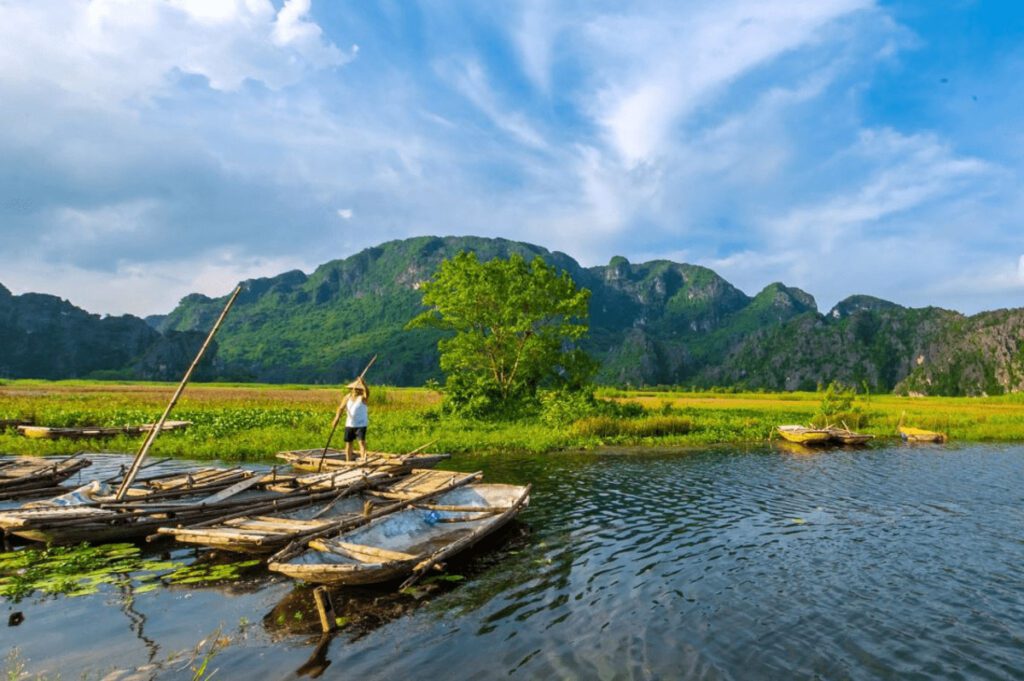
0,0,1020,315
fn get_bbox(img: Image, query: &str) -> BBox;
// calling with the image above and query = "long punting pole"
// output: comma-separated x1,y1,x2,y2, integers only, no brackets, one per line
316,355,377,473
114,285,243,501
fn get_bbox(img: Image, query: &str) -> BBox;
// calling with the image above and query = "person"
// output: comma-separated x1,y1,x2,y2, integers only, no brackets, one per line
343,378,369,461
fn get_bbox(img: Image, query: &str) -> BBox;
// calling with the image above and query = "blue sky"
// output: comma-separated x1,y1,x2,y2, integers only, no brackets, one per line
0,0,1021,316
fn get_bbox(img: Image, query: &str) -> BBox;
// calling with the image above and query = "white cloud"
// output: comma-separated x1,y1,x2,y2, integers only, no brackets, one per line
2,250,311,317
765,129,993,251
336,208,353,220
0,0,352,100
514,0,562,93
581,0,872,166
439,58,548,149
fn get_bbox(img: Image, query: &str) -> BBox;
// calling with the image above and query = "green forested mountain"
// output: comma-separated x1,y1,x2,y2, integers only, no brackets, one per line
0,283,210,381
3,235,1023,395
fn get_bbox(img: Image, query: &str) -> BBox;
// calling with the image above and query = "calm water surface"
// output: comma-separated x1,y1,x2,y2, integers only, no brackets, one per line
4,444,1024,680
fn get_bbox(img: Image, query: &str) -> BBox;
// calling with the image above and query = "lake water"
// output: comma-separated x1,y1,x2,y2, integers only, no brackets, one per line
4,444,1024,679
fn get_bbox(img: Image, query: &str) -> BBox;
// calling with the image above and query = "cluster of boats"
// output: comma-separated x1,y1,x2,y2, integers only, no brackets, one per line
0,449,530,589
777,423,947,446
1,294,532,593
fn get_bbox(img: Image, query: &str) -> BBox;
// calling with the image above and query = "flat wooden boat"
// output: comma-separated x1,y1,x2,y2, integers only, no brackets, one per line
899,426,947,443
0,464,324,544
0,454,92,500
276,448,450,473
157,469,481,554
827,428,874,445
17,420,191,440
268,483,530,586
777,425,833,445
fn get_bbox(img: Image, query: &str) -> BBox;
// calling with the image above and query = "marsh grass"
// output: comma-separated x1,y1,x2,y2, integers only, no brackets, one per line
0,380,1023,459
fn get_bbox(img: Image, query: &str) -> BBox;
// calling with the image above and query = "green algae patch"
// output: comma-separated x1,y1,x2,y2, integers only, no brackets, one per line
164,559,261,586
0,543,262,602
0,543,150,601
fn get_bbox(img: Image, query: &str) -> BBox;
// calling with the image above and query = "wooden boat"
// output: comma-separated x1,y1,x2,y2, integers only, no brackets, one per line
776,425,833,445
0,464,327,544
157,469,481,554
827,428,874,445
0,453,92,501
268,483,530,587
899,426,947,443
276,448,450,473
17,420,191,440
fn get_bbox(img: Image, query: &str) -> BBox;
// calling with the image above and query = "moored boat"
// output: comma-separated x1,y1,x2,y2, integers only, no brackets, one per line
17,420,191,440
276,448,450,473
776,425,833,445
157,469,481,554
268,483,530,587
0,453,92,501
899,426,947,443
827,427,874,445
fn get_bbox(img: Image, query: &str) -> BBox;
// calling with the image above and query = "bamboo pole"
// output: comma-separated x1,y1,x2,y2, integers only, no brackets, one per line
316,355,377,472
114,285,242,501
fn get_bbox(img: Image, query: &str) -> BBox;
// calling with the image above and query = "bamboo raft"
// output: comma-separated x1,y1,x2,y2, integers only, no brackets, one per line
157,469,482,554
268,483,530,587
276,448,450,473
17,420,192,440
0,472,307,544
0,453,92,501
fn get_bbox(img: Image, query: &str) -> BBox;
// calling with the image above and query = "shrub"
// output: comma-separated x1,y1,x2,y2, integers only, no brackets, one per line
539,389,603,426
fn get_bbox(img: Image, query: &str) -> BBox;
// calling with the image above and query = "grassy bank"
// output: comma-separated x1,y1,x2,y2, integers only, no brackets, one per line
1,380,1023,460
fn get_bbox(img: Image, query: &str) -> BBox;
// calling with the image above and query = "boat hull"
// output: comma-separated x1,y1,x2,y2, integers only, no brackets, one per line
269,484,529,586
777,426,832,445
899,427,947,443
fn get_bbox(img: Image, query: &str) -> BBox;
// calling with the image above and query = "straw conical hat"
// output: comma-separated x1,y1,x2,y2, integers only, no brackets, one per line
347,377,369,397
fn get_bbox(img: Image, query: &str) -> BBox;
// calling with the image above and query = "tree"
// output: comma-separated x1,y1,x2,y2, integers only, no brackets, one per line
408,251,593,415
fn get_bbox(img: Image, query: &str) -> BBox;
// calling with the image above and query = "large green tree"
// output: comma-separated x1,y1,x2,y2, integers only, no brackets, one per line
409,251,593,415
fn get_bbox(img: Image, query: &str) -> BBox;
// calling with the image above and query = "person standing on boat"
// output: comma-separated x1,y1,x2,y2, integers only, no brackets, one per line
343,378,369,461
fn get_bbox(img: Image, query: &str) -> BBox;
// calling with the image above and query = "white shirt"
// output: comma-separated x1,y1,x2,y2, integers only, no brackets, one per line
345,395,368,427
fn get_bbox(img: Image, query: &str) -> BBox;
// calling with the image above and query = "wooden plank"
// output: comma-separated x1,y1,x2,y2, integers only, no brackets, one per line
310,539,417,562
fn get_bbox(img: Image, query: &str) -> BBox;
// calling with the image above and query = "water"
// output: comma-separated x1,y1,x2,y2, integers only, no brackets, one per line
4,444,1024,679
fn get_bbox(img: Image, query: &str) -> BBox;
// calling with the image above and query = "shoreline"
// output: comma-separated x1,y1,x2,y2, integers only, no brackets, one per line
2,380,1024,459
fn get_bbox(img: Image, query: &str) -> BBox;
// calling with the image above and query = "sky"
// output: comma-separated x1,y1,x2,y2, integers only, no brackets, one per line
0,0,1021,317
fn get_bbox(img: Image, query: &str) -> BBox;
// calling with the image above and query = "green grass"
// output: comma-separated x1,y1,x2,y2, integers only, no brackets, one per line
1,380,1023,460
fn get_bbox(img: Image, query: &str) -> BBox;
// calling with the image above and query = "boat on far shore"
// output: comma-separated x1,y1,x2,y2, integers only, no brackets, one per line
899,426,947,443
776,425,833,445
827,427,874,445
17,420,192,440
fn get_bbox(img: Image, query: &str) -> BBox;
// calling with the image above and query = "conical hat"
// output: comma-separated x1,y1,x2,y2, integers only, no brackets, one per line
347,377,369,396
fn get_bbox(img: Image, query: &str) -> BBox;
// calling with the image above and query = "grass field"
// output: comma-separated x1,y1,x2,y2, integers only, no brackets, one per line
1,380,1023,460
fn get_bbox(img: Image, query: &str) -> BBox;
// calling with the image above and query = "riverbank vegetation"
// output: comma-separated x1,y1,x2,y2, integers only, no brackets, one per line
2,380,1023,459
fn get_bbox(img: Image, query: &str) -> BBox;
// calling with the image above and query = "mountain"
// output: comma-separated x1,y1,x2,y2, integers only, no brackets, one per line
3,236,1022,395
0,283,213,381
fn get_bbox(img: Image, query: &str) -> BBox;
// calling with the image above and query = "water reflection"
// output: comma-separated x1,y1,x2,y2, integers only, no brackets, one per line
5,445,1024,680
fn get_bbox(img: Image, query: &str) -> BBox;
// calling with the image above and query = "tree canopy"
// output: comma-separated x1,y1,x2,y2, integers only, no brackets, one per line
408,251,593,415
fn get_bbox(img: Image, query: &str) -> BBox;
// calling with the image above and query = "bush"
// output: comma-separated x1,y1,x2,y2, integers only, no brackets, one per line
813,381,861,427
539,389,603,426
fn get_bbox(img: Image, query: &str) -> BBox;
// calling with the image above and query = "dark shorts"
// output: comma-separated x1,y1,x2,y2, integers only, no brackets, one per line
344,426,367,443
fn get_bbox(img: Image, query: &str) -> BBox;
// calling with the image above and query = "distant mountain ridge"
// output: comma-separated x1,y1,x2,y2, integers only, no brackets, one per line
0,283,211,381
3,235,1022,395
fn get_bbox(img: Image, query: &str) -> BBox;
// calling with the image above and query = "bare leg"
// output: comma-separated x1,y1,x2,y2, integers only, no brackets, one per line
344,441,354,462
358,438,366,459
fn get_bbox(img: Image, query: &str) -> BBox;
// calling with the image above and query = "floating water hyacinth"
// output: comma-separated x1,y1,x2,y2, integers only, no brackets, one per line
0,543,261,602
